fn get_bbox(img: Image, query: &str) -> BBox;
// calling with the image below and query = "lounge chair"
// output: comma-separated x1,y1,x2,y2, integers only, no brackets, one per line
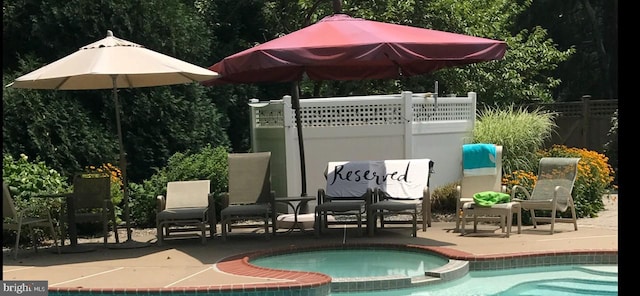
367,159,434,237
217,152,276,241
156,180,214,245
512,157,580,234
455,144,506,232
3,181,61,259
315,161,375,237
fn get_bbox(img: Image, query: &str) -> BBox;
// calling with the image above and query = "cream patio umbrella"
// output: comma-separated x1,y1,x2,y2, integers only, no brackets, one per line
7,30,220,249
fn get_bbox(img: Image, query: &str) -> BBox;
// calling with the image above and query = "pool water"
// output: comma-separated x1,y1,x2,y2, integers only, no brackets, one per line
251,249,449,278
251,249,617,296
336,264,618,296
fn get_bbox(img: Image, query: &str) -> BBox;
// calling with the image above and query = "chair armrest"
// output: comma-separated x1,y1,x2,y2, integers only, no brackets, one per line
218,192,230,209
156,195,165,212
317,188,327,204
365,188,373,205
510,185,531,200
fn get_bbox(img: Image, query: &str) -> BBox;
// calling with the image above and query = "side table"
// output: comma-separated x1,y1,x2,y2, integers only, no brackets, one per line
274,196,316,233
460,201,522,238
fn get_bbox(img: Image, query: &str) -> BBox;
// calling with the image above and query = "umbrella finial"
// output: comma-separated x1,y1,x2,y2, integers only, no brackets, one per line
107,30,113,37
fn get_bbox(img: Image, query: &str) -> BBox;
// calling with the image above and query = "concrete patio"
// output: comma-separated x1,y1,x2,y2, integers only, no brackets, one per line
2,194,617,293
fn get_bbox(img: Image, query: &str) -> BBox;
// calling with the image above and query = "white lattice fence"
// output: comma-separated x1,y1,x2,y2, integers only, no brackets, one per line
250,91,477,199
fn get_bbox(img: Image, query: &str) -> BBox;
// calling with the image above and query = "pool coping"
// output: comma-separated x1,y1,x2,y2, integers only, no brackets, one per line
48,243,618,295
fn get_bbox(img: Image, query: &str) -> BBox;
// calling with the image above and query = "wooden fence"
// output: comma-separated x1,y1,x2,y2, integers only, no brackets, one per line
530,96,618,153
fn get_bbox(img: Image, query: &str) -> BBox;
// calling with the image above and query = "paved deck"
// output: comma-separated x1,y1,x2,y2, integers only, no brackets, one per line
2,195,618,293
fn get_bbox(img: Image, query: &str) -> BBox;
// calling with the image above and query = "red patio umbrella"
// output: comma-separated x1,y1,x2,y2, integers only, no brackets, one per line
205,14,507,197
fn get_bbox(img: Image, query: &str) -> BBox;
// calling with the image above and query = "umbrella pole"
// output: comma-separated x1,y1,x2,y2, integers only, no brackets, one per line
112,79,132,242
291,82,307,199
109,75,150,248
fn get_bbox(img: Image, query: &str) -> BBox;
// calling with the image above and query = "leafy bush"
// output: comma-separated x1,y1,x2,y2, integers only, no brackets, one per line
474,104,557,174
431,181,459,213
539,145,614,218
2,153,70,246
128,145,230,227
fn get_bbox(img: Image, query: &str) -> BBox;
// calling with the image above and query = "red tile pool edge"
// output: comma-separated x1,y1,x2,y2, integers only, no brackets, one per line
48,243,617,295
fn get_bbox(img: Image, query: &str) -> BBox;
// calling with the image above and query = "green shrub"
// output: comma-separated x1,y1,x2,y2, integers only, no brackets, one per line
127,145,230,227
2,153,70,246
431,181,459,214
474,104,557,173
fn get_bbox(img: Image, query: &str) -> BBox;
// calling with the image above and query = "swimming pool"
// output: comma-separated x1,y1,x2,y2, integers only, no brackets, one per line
250,247,618,296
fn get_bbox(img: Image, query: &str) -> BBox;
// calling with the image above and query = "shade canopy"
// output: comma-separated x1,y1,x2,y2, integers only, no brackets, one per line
10,30,219,90
205,14,506,85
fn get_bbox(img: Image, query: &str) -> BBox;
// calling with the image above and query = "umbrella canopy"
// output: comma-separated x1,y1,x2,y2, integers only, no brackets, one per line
8,30,220,248
10,30,218,90
205,14,506,85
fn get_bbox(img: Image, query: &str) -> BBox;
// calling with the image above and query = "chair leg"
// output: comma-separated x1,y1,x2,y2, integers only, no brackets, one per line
201,223,206,244
264,214,270,240
314,210,321,238
530,209,537,228
505,212,512,238
156,222,164,246
550,208,557,234
412,212,417,237
29,225,38,253
102,212,109,246
111,208,120,244
221,217,228,241
14,222,23,260
571,204,578,231
49,217,61,255
422,207,428,231
367,209,375,237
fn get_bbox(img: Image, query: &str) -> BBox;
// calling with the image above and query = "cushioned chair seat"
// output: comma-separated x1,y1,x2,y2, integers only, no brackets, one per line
221,204,271,216
315,201,364,212
156,207,208,221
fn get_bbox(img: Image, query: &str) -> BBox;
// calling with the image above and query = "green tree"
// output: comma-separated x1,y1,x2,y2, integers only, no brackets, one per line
515,0,617,100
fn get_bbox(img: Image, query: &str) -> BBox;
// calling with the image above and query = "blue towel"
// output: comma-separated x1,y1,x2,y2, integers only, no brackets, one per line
463,144,497,176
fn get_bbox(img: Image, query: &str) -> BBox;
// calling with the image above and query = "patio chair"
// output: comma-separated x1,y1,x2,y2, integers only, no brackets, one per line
368,159,434,237
3,181,60,259
156,179,214,245
315,160,376,237
512,157,580,234
63,173,119,246
455,144,506,232
216,152,276,241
